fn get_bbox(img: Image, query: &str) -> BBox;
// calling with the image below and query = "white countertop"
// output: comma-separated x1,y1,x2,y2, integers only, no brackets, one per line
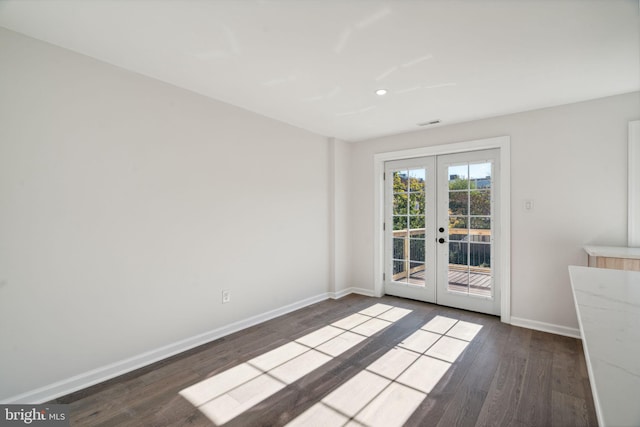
583,245,640,259
568,266,640,427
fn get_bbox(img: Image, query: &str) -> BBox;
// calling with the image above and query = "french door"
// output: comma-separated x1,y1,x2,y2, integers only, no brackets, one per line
384,149,500,315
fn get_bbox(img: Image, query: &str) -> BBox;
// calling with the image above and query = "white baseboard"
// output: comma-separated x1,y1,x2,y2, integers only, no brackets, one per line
510,316,581,339
329,288,352,299
3,291,343,404
329,286,376,299
351,287,376,297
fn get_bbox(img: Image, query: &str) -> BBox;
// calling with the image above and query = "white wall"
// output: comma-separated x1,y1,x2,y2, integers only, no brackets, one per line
0,28,330,401
349,92,640,331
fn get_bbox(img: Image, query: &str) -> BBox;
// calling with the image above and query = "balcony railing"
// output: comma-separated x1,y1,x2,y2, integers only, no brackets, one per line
392,228,492,284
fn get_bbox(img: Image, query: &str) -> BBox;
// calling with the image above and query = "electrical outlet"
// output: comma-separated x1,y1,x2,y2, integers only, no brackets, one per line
524,199,534,211
222,290,230,304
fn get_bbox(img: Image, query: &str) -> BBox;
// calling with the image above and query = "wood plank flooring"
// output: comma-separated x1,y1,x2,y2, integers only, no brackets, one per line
52,295,597,426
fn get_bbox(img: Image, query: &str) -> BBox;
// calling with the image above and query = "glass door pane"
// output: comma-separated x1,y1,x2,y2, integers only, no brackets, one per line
446,161,493,297
391,169,426,285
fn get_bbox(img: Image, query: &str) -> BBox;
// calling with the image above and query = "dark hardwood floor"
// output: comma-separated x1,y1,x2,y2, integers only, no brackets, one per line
53,295,597,426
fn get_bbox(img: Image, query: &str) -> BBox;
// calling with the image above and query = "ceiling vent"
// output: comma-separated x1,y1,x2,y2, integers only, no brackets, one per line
418,120,441,126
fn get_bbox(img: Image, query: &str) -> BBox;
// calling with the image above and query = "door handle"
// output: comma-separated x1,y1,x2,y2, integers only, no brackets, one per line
438,237,446,244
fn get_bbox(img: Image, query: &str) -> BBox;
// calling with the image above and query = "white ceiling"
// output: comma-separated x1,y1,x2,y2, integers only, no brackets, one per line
0,0,638,142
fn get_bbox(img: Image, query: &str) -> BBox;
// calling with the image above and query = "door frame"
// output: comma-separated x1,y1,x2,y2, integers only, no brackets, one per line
373,136,511,323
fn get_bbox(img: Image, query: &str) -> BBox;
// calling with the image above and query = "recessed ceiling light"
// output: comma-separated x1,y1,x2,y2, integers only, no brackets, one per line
375,89,388,96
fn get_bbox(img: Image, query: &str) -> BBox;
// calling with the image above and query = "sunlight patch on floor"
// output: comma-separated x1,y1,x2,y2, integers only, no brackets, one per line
179,303,411,425
286,315,483,427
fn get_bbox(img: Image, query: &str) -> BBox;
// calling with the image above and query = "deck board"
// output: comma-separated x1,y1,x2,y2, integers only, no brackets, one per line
405,269,492,297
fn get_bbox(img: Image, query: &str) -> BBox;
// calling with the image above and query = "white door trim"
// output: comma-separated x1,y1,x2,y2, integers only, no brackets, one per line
629,120,640,247
373,136,511,323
